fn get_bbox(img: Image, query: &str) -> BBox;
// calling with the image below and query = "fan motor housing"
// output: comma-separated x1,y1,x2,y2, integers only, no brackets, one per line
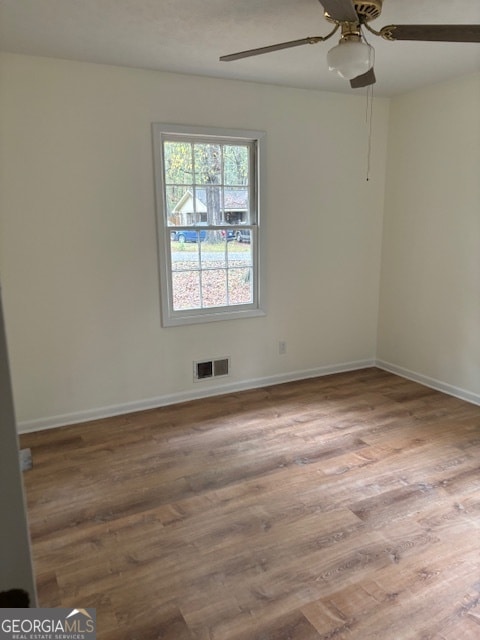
325,0,383,24
354,0,382,22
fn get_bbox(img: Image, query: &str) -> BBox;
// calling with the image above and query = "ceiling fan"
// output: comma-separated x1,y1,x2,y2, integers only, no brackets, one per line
220,0,480,88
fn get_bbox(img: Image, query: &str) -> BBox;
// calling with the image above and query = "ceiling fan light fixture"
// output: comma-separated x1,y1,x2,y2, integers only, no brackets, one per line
327,38,374,80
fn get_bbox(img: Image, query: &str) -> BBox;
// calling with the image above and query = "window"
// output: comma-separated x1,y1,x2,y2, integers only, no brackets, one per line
152,124,265,327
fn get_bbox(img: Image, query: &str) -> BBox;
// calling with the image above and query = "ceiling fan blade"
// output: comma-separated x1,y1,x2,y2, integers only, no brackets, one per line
382,24,480,43
219,37,323,62
318,0,358,23
350,67,376,88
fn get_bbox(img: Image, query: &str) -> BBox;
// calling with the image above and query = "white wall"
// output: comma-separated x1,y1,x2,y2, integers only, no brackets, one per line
378,73,480,398
0,53,389,431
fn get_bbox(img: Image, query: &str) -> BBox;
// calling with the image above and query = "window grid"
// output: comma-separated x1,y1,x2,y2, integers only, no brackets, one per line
153,124,264,326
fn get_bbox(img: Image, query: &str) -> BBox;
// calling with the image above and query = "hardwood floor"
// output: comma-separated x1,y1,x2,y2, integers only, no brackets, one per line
20,368,480,639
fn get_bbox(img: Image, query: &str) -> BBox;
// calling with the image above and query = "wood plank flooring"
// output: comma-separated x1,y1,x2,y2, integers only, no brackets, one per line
20,368,480,639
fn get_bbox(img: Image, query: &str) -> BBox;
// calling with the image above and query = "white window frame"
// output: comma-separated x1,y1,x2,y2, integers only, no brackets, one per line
152,124,266,327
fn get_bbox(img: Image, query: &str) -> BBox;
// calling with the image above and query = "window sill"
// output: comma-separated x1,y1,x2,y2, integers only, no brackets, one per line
162,307,266,328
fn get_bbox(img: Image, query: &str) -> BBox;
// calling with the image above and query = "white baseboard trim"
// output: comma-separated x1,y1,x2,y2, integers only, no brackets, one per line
17,358,375,434
376,359,480,407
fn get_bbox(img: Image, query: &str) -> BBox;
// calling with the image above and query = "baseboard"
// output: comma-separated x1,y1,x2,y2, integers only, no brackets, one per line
376,359,480,407
17,358,375,433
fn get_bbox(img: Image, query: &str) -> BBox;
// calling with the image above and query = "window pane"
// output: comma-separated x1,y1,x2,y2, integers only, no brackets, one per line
228,268,253,305
224,187,249,225
201,270,227,307
172,271,201,310
223,145,249,186
227,235,253,305
168,187,206,226
171,238,200,271
233,227,252,244
200,240,227,269
165,185,193,225
164,141,193,185
194,144,222,185
228,238,253,267
201,186,223,225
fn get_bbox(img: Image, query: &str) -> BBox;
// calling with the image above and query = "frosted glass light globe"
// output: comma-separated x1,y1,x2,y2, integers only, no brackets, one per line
327,40,374,80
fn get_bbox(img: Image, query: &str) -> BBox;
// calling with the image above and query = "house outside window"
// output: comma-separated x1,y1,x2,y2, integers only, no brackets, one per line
152,124,265,327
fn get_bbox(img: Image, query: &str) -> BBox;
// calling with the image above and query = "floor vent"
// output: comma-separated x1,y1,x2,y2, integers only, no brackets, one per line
194,357,230,381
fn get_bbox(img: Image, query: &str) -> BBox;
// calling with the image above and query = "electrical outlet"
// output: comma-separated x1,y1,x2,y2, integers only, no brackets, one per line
278,341,287,355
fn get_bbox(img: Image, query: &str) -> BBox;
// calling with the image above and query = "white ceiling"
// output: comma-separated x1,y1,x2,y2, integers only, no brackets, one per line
1,0,479,96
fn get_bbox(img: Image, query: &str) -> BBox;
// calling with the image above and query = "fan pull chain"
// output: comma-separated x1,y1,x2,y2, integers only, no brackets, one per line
365,84,374,181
